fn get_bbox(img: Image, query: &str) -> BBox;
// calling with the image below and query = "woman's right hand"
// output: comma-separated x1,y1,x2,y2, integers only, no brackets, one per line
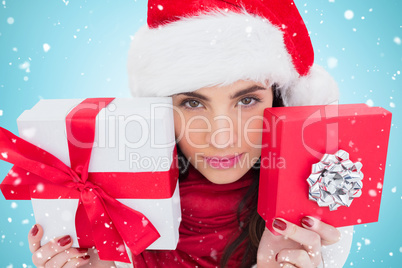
257,217,341,267
28,224,116,268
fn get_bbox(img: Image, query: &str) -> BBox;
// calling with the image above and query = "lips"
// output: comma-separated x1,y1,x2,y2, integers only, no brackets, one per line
204,153,244,169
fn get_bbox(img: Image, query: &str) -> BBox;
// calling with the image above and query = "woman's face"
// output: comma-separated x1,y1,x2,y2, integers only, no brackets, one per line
172,80,273,184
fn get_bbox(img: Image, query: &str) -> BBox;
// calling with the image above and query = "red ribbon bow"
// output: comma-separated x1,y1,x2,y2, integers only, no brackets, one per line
0,98,176,263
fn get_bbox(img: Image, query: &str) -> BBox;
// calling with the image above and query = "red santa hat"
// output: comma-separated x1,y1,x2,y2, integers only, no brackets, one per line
127,0,339,106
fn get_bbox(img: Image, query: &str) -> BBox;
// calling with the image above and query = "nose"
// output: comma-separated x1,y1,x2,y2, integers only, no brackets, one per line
205,114,238,149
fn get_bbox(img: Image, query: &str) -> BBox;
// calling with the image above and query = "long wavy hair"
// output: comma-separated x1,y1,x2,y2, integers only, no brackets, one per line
176,86,284,267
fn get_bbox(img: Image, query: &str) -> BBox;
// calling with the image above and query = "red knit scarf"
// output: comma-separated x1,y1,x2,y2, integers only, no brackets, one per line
133,164,254,267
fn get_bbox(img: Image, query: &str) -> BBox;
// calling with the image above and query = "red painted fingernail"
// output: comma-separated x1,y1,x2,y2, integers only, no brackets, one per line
301,217,314,228
31,225,39,236
273,219,287,231
81,255,90,260
58,235,72,247
77,248,88,253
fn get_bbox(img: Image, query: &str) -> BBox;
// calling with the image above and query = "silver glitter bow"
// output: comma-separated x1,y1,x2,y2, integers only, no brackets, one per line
307,150,363,211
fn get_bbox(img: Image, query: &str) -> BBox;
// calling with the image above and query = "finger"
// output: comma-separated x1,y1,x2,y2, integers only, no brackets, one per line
44,248,89,268
276,249,314,268
272,218,321,265
28,224,44,253
301,216,341,245
257,227,286,266
60,255,90,268
32,235,73,266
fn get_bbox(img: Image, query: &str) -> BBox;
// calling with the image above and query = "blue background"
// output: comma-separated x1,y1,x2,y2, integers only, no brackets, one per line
0,0,401,267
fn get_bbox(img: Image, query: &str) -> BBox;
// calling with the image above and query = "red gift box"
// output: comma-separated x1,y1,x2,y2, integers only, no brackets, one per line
258,104,392,233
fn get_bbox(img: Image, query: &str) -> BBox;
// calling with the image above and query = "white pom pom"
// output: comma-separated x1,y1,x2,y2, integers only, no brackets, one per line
283,64,339,106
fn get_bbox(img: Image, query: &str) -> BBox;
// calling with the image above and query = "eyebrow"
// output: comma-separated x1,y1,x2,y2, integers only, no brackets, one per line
177,85,267,101
230,85,267,99
177,91,210,101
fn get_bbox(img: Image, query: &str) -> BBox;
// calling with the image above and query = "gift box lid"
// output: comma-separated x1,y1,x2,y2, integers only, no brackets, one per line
17,98,176,172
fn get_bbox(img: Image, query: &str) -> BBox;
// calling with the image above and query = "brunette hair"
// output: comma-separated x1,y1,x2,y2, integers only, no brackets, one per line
176,86,284,267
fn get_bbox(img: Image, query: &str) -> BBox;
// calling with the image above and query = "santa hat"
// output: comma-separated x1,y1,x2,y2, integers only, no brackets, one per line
127,0,339,106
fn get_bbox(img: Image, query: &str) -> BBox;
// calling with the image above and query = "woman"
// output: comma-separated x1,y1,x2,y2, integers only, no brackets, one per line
28,0,353,267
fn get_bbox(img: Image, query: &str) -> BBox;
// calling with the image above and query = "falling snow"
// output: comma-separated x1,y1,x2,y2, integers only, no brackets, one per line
43,43,51,52
142,218,149,227
210,249,218,261
21,128,36,139
327,57,338,69
36,183,44,192
368,189,377,197
366,99,374,107
344,10,354,20
19,62,30,73
117,244,125,252
0,2,400,268
6,17,14,24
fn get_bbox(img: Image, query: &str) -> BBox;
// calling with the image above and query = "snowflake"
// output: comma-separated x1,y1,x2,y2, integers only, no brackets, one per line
43,43,51,52
344,10,354,20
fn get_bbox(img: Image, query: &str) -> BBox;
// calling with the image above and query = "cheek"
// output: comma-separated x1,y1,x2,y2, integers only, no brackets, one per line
174,110,211,155
176,113,211,146
241,114,264,148
173,115,193,161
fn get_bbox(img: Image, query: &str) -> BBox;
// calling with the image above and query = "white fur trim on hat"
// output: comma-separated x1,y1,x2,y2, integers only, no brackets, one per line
127,11,338,106
282,64,339,106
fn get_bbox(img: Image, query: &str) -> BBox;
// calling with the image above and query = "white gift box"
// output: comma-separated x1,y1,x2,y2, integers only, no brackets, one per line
17,98,181,250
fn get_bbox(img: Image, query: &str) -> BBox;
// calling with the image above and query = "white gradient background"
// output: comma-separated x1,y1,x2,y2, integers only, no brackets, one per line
0,0,401,267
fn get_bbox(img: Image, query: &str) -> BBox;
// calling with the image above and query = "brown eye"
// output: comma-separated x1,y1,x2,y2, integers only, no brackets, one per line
189,100,200,107
238,96,261,107
240,97,252,105
184,100,203,108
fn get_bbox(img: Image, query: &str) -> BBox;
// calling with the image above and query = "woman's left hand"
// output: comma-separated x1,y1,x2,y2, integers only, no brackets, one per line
256,216,341,267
